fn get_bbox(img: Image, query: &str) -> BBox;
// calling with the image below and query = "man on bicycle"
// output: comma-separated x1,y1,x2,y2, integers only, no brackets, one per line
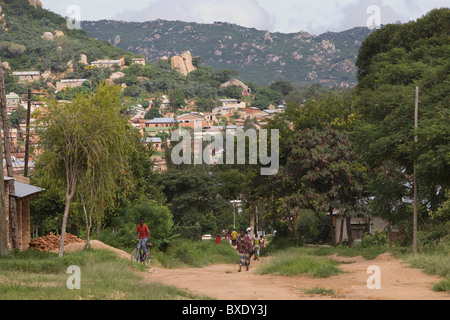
135,218,150,258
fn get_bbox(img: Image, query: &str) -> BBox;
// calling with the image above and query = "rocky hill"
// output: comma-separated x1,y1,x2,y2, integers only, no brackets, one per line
0,0,135,78
83,20,373,88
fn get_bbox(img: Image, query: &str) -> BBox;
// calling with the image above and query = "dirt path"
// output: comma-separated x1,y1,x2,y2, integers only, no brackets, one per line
54,239,449,300
144,252,449,300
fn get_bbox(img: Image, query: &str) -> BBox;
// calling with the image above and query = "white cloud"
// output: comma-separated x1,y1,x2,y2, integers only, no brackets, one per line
113,0,274,31
40,0,450,34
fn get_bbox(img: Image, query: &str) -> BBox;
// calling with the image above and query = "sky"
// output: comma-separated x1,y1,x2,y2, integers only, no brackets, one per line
41,0,449,35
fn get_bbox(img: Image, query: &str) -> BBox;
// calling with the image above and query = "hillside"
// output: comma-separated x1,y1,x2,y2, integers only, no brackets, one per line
82,19,373,88
0,0,137,92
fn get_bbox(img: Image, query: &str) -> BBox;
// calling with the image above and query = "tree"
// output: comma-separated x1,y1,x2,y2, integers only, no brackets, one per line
0,61,7,256
353,9,450,244
211,69,239,84
35,83,130,257
0,58,19,250
269,80,296,96
144,108,162,120
169,89,186,111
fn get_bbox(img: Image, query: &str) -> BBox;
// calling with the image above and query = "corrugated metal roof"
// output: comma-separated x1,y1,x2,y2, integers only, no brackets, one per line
11,182,44,198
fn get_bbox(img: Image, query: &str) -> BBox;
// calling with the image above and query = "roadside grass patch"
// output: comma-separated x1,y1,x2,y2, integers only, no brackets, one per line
256,248,343,278
309,245,387,260
398,250,450,293
156,239,239,268
0,249,209,300
303,287,336,296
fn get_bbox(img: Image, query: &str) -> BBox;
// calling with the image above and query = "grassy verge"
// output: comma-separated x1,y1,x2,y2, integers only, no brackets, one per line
256,248,342,278
307,245,388,260
303,287,336,296
155,239,239,268
0,249,209,300
391,245,450,293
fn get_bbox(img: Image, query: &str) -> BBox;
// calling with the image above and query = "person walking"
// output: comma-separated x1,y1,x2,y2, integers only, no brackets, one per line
236,229,253,272
231,229,238,246
253,233,261,261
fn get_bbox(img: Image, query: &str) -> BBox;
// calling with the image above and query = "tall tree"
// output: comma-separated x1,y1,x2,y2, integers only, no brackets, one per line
36,83,130,257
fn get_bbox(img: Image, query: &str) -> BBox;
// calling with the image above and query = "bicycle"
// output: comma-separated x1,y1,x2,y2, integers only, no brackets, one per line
131,238,153,266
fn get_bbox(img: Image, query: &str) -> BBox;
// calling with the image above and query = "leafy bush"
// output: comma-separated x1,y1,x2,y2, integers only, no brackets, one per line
96,198,175,250
360,230,388,248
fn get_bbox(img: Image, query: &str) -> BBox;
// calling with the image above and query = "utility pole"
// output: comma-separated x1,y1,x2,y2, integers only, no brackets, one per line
413,86,419,254
24,90,32,177
17,90,45,177
14,90,45,177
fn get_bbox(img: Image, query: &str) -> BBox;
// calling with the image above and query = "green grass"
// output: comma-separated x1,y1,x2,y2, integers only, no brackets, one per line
303,287,336,296
308,245,388,260
155,239,239,268
394,247,450,293
0,249,210,300
256,248,343,278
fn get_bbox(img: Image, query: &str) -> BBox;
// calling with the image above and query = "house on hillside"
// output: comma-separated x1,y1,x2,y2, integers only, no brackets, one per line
176,112,205,129
55,79,87,91
3,176,44,251
91,60,122,69
12,71,41,83
145,117,176,128
132,58,146,66
143,137,164,152
6,93,20,115
219,99,246,109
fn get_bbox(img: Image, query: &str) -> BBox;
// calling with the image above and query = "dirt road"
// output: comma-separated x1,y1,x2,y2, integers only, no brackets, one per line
55,239,449,300
144,252,449,300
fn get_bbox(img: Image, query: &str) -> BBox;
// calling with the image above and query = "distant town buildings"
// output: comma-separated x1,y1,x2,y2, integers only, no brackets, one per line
12,71,41,82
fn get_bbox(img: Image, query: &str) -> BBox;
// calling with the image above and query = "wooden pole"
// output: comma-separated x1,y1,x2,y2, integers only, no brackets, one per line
413,86,419,254
24,89,31,177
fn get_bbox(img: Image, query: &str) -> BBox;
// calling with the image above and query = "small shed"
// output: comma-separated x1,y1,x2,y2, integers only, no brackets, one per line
3,177,44,251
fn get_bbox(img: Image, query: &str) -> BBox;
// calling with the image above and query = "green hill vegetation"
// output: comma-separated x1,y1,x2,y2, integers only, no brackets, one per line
82,19,372,88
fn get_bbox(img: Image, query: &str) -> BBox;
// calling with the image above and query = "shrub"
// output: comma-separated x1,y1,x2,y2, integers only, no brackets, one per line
96,198,175,250
361,230,387,248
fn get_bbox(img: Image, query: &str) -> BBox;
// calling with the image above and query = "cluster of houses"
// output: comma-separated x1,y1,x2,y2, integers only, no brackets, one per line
1,93,41,175
128,96,286,171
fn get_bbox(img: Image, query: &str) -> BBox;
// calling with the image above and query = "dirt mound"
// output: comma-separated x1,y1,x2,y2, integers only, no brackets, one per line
49,240,131,260
29,232,84,252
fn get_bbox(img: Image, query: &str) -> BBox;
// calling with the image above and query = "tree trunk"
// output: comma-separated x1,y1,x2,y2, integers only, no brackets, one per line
83,203,93,250
58,193,72,257
249,200,256,239
345,213,354,247
0,58,19,250
59,170,76,258
339,214,345,245
0,126,7,256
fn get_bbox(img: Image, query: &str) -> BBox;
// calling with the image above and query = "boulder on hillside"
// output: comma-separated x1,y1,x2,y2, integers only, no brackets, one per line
42,31,54,41
170,51,197,76
220,78,251,94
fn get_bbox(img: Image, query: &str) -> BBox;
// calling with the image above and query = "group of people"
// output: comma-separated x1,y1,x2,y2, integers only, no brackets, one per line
137,218,265,273
230,228,265,272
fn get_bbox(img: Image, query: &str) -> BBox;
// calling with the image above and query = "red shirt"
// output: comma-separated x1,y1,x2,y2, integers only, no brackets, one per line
136,224,149,239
